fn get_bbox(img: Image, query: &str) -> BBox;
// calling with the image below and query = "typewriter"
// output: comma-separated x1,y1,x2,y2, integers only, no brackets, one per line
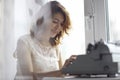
62,40,118,77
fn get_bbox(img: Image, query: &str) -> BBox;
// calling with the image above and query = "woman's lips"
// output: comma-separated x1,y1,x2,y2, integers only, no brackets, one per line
51,29,58,34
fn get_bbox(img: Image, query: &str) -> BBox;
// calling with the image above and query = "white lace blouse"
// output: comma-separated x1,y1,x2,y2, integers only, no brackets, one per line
14,34,61,76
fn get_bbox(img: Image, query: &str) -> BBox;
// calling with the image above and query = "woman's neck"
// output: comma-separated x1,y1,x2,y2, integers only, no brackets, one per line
33,25,52,47
34,34,51,47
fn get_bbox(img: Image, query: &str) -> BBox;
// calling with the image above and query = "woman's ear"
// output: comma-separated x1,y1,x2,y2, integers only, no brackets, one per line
36,17,44,26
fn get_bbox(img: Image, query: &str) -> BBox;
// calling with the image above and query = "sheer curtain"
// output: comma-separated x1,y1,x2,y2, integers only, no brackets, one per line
0,0,15,80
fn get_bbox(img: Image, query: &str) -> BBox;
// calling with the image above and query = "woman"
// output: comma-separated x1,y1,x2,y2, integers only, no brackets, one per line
14,1,77,80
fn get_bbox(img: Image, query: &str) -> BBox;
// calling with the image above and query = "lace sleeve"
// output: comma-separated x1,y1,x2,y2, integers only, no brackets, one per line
15,36,33,75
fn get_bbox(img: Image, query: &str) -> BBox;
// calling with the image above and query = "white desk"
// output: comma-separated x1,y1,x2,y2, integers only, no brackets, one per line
43,77,120,80
43,76,120,80
14,75,120,80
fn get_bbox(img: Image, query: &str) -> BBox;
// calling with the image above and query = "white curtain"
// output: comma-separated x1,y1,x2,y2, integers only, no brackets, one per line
0,0,16,80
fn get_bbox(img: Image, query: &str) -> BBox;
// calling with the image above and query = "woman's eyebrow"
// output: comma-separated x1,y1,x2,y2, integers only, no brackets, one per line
53,18,64,23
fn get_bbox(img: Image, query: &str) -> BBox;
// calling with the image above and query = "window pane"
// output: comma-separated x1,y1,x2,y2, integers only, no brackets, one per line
108,0,120,42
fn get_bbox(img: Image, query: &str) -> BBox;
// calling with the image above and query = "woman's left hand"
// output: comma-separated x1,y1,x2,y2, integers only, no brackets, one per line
62,55,78,68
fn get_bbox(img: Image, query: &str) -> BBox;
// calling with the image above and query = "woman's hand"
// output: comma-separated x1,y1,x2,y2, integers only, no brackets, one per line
62,55,78,68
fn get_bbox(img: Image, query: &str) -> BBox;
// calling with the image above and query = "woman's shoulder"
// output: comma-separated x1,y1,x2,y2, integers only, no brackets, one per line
19,34,31,40
18,34,31,41
14,34,32,58
17,34,32,45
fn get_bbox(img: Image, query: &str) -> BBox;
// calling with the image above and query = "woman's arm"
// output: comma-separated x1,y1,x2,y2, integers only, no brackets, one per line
15,38,34,79
35,70,63,77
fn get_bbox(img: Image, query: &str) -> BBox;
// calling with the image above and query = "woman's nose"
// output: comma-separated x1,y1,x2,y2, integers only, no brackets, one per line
55,23,61,30
57,26,62,32
57,23,62,29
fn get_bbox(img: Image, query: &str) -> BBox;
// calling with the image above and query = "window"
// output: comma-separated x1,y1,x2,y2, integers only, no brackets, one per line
107,0,120,44
107,0,120,73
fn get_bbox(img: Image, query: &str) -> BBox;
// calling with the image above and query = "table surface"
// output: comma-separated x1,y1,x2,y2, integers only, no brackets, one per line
43,75,120,80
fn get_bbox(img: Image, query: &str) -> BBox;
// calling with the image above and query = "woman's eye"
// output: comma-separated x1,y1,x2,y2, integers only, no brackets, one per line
53,20,58,23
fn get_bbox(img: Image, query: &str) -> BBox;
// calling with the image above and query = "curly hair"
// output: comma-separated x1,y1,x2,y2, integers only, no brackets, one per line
30,1,71,46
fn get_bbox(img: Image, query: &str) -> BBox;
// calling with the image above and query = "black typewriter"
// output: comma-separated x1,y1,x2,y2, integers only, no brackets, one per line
62,40,118,77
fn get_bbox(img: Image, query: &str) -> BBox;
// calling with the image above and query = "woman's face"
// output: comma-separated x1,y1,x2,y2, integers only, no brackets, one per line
36,13,64,39
50,13,64,38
